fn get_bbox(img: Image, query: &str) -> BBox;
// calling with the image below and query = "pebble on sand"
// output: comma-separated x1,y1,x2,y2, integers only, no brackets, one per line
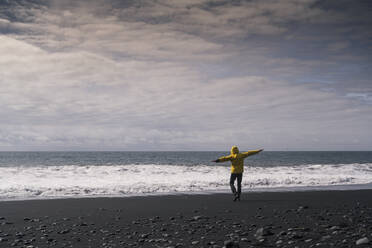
224,240,240,248
356,237,369,245
255,227,273,238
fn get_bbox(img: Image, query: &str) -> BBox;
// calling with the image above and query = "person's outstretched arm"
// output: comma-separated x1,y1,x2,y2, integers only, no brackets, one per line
242,149,263,158
212,155,232,163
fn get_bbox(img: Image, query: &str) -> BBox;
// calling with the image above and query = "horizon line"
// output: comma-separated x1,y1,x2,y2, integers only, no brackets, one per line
0,150,371,152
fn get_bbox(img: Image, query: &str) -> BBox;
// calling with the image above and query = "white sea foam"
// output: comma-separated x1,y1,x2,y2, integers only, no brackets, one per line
1,163,372,201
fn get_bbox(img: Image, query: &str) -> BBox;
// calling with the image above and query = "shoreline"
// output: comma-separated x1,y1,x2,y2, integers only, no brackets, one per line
0,190,371,247
2,183,372,202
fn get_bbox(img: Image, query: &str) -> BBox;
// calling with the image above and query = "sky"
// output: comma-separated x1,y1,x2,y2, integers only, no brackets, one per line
0,0,371,151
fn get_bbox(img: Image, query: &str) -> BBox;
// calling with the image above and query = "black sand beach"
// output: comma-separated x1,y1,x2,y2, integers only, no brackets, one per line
0,190,371,248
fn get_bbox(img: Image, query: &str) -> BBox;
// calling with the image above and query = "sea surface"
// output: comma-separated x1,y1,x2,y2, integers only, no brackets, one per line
1,151,372,201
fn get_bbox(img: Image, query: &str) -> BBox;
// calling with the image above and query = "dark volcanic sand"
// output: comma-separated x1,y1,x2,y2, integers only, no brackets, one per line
0,190,372,248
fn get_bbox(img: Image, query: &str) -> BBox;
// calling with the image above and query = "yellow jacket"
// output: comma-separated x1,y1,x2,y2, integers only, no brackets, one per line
217,146,262,173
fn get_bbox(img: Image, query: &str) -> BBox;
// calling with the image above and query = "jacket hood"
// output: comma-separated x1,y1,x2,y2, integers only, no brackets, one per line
230,146,239,155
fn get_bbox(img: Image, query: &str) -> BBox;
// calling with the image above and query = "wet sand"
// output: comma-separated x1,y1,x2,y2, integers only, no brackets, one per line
0,190,371,247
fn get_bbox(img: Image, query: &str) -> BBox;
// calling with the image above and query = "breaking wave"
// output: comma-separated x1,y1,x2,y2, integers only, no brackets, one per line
1,163,372,200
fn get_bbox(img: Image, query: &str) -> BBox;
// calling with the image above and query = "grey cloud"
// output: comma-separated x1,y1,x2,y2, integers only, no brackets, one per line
327,41,350,52
3,5,232,62
0,0,371,150
0,18,10,25
1,37,370,150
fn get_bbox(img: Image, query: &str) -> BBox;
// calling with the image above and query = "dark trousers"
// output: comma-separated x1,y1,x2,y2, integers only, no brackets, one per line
230,173,242,195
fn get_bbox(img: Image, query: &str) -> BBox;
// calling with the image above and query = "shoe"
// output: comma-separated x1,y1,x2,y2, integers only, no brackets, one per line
233,193,239,202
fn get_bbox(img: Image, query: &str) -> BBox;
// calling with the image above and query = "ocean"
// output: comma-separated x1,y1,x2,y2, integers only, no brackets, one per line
1,151,372,201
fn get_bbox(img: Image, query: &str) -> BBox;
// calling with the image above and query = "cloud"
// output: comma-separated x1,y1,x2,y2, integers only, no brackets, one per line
0,18,10,25
0,0,371,150
346,93,372,104
1,1,232,62
1,35,371,151
327,41,350,52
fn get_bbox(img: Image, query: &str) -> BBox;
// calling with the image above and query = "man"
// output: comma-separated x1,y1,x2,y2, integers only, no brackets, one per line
213,146,263,201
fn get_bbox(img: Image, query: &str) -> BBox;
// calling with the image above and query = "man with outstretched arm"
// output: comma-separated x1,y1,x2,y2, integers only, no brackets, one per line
212,146,263,201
